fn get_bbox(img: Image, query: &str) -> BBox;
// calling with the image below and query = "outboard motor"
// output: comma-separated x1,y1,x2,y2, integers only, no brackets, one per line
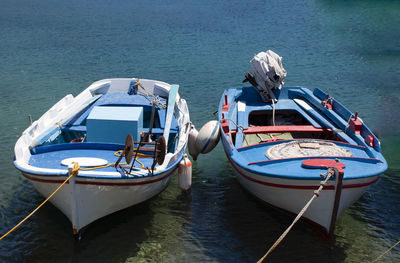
244,50,287,102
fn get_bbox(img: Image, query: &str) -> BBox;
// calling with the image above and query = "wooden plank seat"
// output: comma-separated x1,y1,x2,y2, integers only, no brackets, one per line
228,125,332,135
244,125,332,134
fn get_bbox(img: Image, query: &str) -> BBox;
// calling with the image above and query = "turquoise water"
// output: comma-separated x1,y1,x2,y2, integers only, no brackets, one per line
1,0,399,262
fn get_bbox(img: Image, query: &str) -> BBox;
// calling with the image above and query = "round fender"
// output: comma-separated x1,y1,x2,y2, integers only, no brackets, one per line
195,120,221,154
178,155,192,191
188,125,200,160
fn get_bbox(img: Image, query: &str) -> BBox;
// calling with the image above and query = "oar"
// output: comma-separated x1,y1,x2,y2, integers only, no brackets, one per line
293,98,336,129
163,84,179,147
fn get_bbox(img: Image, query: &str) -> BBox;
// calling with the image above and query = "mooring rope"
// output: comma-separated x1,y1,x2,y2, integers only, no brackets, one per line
371,239,400,263
271,99,276,126
257,168,336,263
0,162,80,240
220,118,250,146
344,113,355,134
134,79,167,109
78,150,149,171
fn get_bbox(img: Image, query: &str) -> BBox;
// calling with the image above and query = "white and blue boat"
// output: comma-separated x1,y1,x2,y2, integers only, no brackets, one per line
218,51,387,236
14,78,191,234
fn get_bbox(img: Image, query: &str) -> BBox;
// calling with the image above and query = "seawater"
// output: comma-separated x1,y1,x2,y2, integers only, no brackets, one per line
0,0,399,262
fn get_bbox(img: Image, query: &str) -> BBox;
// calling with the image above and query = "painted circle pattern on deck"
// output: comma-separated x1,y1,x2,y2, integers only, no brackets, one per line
61,157,108,167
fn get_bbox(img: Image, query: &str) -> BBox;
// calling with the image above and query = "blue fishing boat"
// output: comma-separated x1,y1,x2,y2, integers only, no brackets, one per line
217,51,387,236
14,78,191,234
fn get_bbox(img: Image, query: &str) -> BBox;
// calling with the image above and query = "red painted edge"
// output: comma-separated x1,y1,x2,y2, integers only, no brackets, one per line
22,166,178,186
242,125,331,134
237,138,366,151
248,156,381,166
301,159,346,173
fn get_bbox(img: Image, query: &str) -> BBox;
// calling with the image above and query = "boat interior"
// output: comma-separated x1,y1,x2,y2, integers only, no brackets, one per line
28,92,179,173
219,87,384,175
238,109,343,147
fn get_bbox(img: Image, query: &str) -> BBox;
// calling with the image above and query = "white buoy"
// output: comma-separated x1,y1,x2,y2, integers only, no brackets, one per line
188,125,200,160
178,155,192,191
195,120,221,154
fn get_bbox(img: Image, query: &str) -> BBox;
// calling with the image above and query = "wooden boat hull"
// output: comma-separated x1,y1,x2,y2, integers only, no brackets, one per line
14,78,191,233
224,145,378,234
218,85,387,236
19,164,178,233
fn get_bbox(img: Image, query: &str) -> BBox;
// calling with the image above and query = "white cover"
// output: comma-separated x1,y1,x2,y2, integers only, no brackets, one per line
250,50,287,101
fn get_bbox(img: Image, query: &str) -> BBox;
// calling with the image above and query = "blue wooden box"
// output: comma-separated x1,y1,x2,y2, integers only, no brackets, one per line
86,106,143,144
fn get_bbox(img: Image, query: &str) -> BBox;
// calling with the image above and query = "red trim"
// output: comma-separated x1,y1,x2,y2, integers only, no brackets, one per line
301,159,346,173
222,94,230,111
232,125,332,135
248,156,381,166
349,117,362,134
22,174,66,184
22,166,177,186
331,178,378,189
237,138,366,151
228,156,379,190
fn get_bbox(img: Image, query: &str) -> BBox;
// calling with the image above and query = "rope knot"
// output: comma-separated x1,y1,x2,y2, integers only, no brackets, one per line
69,162,80,176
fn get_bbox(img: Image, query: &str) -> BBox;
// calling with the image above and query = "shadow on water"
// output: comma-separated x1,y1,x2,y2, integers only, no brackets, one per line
2,150,398,263
0,181,156,263
188,145,400,263
0,172,196,263
183,146,344,263
191,166,346,262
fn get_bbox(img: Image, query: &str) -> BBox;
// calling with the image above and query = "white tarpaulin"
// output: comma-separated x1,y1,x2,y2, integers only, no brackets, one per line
249,50,287,102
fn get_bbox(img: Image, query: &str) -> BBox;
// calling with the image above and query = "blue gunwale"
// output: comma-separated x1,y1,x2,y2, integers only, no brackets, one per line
21,165,179,186
17,149,183,180
228,145,386,180
237,138,366,152
227,152,380,190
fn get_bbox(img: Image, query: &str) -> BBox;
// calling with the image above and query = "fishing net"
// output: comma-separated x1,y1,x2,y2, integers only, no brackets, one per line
265,140,353,160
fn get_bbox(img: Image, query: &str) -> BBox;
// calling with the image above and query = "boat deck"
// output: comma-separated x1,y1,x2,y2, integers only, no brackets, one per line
29,143,156,173
231,139,385,180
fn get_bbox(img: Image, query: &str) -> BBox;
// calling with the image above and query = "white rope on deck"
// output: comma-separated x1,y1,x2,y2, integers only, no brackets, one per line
220,118,249,146
257,168,337,263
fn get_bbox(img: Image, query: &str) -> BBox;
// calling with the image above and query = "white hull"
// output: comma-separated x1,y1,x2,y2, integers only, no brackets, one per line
228,157,378,234
22,166,177,233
